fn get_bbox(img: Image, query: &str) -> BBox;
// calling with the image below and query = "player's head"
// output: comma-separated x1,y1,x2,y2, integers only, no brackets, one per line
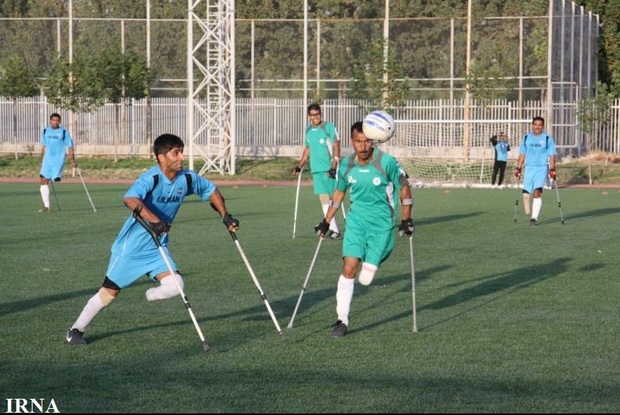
499,131,506,140
50,113,61,128
351,121,374,162
154,134,184,159
307,103,322,126
532,116,545,135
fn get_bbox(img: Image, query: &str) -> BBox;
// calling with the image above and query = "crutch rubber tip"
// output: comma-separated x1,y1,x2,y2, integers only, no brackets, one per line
202,342,211,352
286,323,294,329
279,333,286,341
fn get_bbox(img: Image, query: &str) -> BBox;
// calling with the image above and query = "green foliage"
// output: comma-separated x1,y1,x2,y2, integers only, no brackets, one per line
577,81,615,133
0,54,39,97
44,55,105,113
94,47,151,104
349,35,410,109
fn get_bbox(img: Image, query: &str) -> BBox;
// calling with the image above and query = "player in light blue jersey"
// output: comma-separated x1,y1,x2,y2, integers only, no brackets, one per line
514,116,557,225
293,103,342,239
66,134,239,345
490,131,510,188
38,113,76,212
315,121,414,337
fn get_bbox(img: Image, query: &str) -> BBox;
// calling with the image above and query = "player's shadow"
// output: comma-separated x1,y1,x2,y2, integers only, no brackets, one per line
560,206,620,221
353,257,572,334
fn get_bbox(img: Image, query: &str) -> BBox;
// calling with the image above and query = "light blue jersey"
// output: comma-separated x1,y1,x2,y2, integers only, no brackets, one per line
111,166,217,258
493,140,510,162
519,132,556,167
106,166,217,288
39,127,73,179
519,132,556,193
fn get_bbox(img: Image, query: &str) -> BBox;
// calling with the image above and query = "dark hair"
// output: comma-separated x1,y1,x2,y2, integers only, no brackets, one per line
50,113,61,120
307,103,321,114
351,121,364,136
153,134,184,158
532,116,545,125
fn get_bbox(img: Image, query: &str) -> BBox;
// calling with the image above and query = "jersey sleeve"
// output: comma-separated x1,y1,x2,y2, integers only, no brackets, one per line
518,136,527,155
191,172,217,201
64,129,74,148
328,123,340,143
124,173,156,200
547,136,557,156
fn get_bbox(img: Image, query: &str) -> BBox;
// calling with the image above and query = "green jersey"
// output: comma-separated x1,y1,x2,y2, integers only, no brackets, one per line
305,121,339,173
337,150,409,231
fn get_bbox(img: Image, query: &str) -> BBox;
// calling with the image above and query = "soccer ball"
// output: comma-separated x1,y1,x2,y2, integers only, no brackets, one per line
362,110,396,143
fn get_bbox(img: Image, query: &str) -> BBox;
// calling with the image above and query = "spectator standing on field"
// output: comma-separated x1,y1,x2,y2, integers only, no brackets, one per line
66,133,239,345
314,121,414,338
513,116,557,225
490,131,510,188
38,113,76,213
293,103,342,239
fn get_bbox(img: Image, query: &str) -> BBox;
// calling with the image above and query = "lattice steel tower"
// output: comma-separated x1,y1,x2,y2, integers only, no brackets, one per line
187,0,236,175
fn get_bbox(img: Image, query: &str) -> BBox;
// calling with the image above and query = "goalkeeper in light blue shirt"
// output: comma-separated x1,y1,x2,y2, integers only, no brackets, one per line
513,116,557,225
66,133,240,345
314,121,414,338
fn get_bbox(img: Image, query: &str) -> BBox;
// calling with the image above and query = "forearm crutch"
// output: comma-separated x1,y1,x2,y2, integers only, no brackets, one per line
288,237,323,329
132,205,210,352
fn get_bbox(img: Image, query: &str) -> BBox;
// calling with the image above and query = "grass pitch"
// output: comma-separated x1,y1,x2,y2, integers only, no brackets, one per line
0,182,619,413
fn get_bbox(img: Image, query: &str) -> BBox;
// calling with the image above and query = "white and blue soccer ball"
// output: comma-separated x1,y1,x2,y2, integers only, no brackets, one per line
362,110,396,143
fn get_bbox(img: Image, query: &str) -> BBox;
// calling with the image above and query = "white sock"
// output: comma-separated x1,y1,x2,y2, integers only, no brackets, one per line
146,274,184,301
336,275,354,326
532,198,542,220
72,292,107,333
40,185,50,208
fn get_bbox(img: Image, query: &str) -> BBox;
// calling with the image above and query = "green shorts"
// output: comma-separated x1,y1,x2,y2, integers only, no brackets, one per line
312,171,336,196
342,219,395,267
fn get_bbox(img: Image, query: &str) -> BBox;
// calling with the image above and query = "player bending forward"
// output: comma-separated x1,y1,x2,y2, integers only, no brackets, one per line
66,133,239,345
314,121,414,338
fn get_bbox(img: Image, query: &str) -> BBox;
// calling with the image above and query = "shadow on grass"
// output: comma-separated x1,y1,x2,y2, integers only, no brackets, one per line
354,257,573,334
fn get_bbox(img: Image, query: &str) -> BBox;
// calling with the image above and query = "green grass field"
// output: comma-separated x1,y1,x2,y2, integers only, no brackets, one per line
1,182,619,413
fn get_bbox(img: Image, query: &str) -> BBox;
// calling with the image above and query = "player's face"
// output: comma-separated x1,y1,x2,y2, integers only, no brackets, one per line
351,129,374,162
532,120,544,135
160,147,184,173
50,117,61,129
308,110,322,126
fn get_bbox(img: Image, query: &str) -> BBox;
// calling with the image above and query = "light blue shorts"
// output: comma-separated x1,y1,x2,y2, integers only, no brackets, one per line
105,248,178,289
522,166,548,194
312,171,336,196
342,220,395,267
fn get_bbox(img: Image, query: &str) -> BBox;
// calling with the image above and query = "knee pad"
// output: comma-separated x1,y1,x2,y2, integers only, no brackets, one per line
146,273,184,301
358,262,378,286
98,287,116,306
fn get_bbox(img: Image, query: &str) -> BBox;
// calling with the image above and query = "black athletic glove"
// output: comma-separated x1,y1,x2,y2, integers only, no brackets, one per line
327,168,336,179
293,166,302,173
222,212,239,229
150,221,171,236
398,218,415,237
314,219,330,237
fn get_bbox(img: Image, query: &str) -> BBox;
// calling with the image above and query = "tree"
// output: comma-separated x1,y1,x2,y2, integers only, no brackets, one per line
349,35,410,112
0,54,40,159
94,47,151,161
